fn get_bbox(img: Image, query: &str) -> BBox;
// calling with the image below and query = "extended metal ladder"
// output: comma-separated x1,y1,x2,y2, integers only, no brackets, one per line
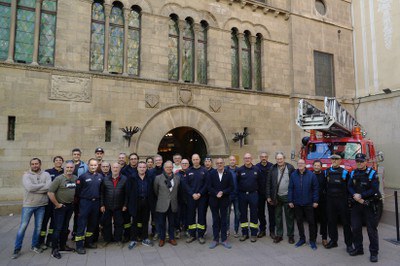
296,97,359,137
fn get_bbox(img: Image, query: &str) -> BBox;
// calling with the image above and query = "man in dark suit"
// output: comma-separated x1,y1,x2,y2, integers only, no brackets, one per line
153,161,180,247
208,158,234,249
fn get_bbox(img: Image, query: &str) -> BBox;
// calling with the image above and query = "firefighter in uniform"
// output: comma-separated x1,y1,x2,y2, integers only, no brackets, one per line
237,153,261,242
183,154,208,244
324,154,354,253
75,158,103,254
348,153,380,263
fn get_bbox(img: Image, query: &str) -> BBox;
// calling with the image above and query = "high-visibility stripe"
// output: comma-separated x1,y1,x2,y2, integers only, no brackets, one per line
188,224,197,230
241,222,249,228
40,231,46,236
124,223,131,229
137,223,143,228
197,224,205,230
48,229,54,234
75,236,85,241
249,223,258,229
85,232,93,237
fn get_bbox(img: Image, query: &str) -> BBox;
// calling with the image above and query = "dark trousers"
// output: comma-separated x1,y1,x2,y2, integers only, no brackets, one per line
39,203,54,245
103,209,124,242
131,198,150,241
187,196,207,237
52,203,74,250
275,194,295,237
227,198,240,233
258,195,267,232
72,203,79,238
75,199,100,249
210,198,229,242
122,211,132,240
267,203,276,233
351,203,379,255
294,205,317,242
326,197,352,247
239,192,258,236
157,206,176,241
314,200,328,240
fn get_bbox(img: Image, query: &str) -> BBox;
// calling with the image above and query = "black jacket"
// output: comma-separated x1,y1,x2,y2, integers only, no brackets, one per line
100,175,128,210
208,169,233,207
266,163,295,201
127,173,154,216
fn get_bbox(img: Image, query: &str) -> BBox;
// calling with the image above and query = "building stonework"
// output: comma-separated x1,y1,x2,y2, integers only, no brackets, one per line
0,0,356,201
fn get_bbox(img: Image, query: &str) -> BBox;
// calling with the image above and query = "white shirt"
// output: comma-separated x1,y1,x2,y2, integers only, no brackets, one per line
218,171,223,182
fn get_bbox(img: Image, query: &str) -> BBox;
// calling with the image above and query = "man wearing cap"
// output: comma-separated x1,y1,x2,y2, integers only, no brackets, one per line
94,147,105,173
324,154,353,253
348,153,380,262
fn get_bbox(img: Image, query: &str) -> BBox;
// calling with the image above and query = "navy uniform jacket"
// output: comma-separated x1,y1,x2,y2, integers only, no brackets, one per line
75,171,103,200
348,167,379,199
325,166,349,198
182,166,208,197
237,164,262,193
45,167,64,181
208,169,233,207
256,162,273,197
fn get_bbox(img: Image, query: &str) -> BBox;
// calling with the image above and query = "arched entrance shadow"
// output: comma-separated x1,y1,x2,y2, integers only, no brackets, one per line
135,105,229,157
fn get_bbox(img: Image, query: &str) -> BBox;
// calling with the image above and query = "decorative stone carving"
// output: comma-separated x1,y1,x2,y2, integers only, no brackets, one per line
178,88,192,105
49,74,91,102
209,99,222,113
145,94,159,108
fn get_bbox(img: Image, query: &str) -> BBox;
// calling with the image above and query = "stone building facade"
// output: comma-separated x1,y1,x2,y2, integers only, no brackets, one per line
0,0,355,201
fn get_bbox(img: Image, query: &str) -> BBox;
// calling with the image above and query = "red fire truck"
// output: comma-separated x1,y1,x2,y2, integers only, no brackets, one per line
296,97,384,172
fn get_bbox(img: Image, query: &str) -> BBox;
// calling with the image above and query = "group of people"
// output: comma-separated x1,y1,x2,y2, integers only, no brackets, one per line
11,148,381,263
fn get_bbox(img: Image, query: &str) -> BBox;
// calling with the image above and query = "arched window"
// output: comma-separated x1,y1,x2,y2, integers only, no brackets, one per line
231,28,239,88
14,0,36,63
168,14,179,81
241,31,251,90
0,0,11,61
108,2,124,74
127,6,141,76
90,0,105,71
39,0,57,65
182,18,194,82
255,34,262,91
197,21,208,84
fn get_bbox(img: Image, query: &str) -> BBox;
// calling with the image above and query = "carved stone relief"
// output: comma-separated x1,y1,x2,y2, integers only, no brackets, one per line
49,74,91,102
209,99,222,112
145,93,159,108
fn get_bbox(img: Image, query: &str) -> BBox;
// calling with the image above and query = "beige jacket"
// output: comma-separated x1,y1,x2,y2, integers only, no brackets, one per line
22,170,52,207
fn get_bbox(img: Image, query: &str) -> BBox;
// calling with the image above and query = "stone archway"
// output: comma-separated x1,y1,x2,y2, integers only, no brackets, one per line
136,105,229,157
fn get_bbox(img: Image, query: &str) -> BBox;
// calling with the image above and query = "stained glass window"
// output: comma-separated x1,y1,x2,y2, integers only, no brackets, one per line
255,35,262,91
0,0,11,60
38,0,57,65
108,3,124,74
127,7,140,76
168,15,179,81
90,0,105,71
14,0,36,63
182,18,194,82
197,21,207,84
241,32,251,90
231,29,239,88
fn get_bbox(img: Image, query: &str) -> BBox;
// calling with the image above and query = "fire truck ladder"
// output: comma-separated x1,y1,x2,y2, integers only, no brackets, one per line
296,97,360,137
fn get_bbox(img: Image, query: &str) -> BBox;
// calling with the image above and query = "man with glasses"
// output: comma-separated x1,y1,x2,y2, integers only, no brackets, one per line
324,154,354,253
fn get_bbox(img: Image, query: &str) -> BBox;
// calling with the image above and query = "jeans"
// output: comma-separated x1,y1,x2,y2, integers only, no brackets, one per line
52,203,74,250
227,198,240,233
14,206,46,251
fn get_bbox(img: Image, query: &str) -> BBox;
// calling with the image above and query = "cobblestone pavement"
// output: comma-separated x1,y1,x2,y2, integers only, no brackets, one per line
0,213,399,266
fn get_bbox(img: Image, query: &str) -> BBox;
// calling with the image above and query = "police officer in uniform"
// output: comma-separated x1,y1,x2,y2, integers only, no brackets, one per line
325,154,353,253
75,158,103,254
237,153,261,242
348,153,380,263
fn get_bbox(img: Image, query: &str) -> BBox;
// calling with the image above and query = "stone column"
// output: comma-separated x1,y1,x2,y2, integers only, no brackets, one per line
122,8,130,76
250,35,256,90
237,33,244,89
31,0,43,65
193,23,200,84
103,4,112,74
6,0,17,62
178,20,185,82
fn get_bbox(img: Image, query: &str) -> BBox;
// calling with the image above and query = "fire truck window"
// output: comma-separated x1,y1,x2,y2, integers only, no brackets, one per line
365,144,370,159
307,143,331,159
343,142,362,159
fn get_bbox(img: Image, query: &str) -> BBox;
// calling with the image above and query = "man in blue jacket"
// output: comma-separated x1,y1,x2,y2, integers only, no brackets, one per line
288,159,319,250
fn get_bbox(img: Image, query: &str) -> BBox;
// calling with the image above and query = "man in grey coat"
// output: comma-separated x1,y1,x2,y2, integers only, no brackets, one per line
153,161,180,247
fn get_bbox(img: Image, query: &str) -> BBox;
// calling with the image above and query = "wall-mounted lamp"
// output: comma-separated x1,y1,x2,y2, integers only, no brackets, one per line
383,88,392,94
232,129,250,148
120,126,141,147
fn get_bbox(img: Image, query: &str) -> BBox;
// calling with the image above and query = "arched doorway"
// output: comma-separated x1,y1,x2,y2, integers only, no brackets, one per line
158,127,207,161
